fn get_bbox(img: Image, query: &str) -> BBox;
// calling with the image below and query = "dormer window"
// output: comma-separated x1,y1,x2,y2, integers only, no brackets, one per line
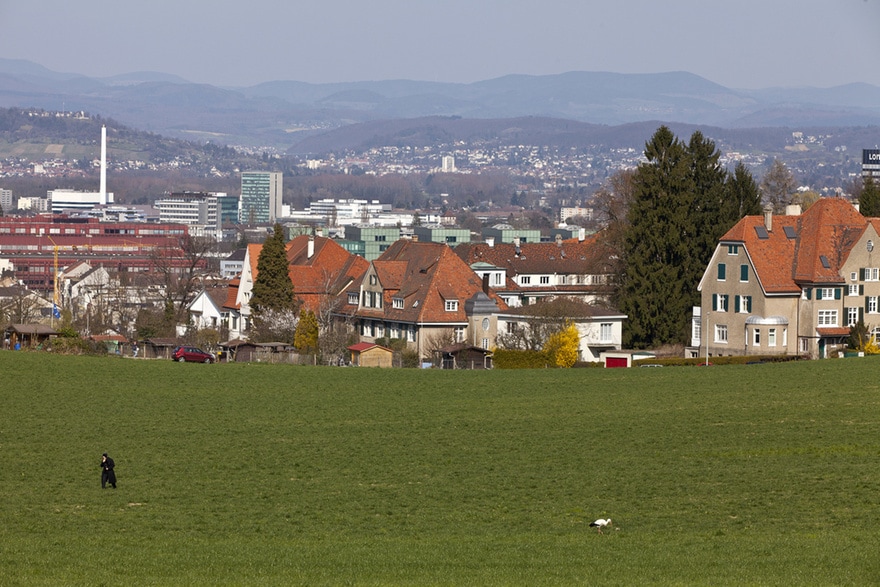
393,297,404,309
445,300,459,312
348,292,358,305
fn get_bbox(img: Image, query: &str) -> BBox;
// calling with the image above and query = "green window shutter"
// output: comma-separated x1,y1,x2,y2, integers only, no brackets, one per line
835,288,841,300
860,307,865,322
734,296,741,313
816,289,823,300
718,264,726,280
740,265,749,281
712,294,718,311
860,268,866,281
866,297,871,311
805,288,812,300
860,285,865,295
746,296,752,313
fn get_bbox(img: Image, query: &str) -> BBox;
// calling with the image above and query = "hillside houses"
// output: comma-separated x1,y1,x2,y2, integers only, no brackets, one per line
697,198,879,360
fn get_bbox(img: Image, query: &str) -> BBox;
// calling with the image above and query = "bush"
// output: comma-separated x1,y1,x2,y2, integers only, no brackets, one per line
494,348,550,369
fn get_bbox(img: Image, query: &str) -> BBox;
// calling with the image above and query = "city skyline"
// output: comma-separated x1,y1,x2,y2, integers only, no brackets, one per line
1,0,878,90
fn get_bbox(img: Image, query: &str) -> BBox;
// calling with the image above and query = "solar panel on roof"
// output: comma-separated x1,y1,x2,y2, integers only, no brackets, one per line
783,226,797,239
755,225,769,239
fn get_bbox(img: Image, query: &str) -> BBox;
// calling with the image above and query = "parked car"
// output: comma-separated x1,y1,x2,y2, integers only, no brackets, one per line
172,345,214,363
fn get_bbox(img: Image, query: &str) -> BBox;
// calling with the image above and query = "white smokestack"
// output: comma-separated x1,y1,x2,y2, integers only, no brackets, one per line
100,125,107,204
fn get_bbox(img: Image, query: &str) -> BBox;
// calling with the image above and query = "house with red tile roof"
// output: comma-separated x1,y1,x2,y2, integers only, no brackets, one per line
223,235,369,340
453,234,615,307
697,198,880,359
337,240,509,360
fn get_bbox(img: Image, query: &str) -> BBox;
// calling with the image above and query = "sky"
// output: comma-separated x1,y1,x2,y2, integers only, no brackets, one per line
1,0,879,89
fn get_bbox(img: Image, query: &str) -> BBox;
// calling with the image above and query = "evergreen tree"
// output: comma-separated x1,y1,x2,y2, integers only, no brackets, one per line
619,126,752,349
725,161,762,220
250,223,295,317
859,176,880,217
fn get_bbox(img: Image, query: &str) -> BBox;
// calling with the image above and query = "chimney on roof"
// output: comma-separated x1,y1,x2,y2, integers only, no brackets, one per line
307,234,314,259
486,236,495,248
411,234,419,242
513,236,521,248
482,273,490,295
763,204,773,232
555,234,563,247
316,227,323,238
578,227,585,242
785,204,802,216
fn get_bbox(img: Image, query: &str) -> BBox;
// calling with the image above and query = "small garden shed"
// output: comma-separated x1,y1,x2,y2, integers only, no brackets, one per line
348,342,393,367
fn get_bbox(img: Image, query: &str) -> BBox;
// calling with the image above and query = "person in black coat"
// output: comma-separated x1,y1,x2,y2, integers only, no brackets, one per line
100,453,117,489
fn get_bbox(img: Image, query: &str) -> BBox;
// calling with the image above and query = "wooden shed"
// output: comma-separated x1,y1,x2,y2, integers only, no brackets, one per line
4,324,58,349
348,342,393,368
434,343,493,369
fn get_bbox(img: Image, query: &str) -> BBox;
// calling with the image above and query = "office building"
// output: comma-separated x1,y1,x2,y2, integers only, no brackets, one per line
239,171,282,224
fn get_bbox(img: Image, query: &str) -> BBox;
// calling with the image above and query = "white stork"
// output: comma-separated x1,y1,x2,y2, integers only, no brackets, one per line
590,518,612,533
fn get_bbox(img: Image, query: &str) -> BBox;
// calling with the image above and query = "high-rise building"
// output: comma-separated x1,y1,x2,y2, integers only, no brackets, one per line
0,188,12,212
239,171,282,224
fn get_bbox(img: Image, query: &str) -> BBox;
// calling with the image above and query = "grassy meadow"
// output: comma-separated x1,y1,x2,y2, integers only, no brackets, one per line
1,352,880,585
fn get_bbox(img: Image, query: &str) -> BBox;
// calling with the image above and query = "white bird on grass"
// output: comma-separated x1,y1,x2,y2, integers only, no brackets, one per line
590,518,612,533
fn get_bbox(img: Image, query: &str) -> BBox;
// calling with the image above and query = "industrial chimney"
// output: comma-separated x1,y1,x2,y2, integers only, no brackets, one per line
100,125,107,204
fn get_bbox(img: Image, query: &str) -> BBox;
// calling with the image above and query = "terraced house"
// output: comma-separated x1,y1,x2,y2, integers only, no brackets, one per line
697,198,880,359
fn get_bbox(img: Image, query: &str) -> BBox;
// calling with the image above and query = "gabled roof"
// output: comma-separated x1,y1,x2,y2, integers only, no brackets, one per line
454,235,614,277
718,198,867,293
345,240,508,324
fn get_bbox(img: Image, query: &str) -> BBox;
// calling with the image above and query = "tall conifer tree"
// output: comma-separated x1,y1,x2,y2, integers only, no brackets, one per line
251,223,295,317
620,127,758,348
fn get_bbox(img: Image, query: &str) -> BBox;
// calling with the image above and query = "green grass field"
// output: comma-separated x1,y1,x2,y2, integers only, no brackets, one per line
2,353,879,585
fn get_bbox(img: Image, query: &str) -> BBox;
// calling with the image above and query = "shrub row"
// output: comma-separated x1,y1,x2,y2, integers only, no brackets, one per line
633,354,804,367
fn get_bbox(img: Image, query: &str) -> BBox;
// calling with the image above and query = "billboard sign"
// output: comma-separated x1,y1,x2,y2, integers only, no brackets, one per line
864,149,880,168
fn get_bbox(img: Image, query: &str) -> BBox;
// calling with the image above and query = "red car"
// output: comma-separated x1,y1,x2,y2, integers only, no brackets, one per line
172,345,215,363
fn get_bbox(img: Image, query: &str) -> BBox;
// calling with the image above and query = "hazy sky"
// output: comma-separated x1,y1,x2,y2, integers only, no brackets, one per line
2,0,878,88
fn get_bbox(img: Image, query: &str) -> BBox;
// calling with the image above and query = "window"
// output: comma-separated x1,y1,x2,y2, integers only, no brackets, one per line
600,323,613,342
817,288,836,300
521,276,531,285
348,293,358,305
740,265,749,282
847,307,859,326
727,245,739,255
715,324,728,343
768,328,777,347
848,284,859,296
393,297,404,309
864,268,880,281
369,274,377,285
539,276,550,285
713,294,729,312
454,327,465,342
799,337,809,353
753,328,761,346
445,300,459,312
482,338,489,350
736,295,752,314
870,297,878,314
818,310,838,326
717,263,726,281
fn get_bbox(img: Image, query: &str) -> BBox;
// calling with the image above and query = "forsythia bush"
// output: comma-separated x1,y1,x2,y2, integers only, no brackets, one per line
544,323,580,368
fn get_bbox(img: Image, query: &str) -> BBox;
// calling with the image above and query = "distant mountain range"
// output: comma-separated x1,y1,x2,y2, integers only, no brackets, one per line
1,58,878,152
